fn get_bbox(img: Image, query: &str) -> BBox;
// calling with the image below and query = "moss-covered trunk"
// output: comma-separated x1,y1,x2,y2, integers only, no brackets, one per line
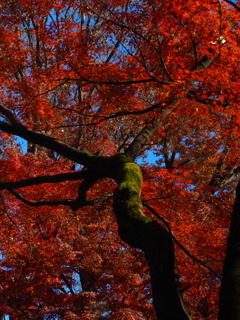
218,183,240,320
111,154,191,320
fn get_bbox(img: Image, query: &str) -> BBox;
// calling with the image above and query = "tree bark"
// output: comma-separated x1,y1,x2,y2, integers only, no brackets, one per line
111,154,191,320
218,182,240,320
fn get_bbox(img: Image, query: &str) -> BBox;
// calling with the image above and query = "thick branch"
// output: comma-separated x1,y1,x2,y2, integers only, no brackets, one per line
223,0,240,11
0,120,109,175
0,171,89,190
124,108,171,161
190,55,214,71
0,104,24,126
0,169,104,211
71,173,102,211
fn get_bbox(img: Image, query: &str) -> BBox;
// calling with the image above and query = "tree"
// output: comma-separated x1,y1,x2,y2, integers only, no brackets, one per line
0,0,239,319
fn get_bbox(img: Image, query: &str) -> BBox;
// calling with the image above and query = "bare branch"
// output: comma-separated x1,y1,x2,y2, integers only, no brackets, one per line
124,106,173,161
190,55,214,71
223,0,240,11
0,117,108,174
8,188,76,207
65,77,170,86
0,104,25,127
6,188,113,210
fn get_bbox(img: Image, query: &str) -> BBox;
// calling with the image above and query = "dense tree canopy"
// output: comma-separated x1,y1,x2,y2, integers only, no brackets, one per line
0,0,239,319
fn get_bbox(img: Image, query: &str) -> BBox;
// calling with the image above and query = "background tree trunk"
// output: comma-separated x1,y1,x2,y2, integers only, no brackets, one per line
218,182,240,320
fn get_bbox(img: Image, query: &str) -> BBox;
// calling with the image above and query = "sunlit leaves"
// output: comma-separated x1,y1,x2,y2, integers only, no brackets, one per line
0,0,239,319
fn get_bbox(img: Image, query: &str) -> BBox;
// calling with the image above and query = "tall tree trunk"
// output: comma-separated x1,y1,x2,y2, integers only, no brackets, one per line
218,182,240,320
112,154,191,320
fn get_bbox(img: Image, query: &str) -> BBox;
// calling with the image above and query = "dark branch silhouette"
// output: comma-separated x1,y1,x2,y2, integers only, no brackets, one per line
143,201,220,278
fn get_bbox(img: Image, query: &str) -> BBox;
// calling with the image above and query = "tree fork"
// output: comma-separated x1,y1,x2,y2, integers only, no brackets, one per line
0,151,191,319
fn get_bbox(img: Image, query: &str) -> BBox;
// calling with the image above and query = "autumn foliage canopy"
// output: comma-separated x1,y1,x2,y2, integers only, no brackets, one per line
0,0,239,319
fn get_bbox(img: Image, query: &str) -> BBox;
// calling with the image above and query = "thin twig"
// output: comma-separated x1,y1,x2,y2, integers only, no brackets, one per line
6,188,113,211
